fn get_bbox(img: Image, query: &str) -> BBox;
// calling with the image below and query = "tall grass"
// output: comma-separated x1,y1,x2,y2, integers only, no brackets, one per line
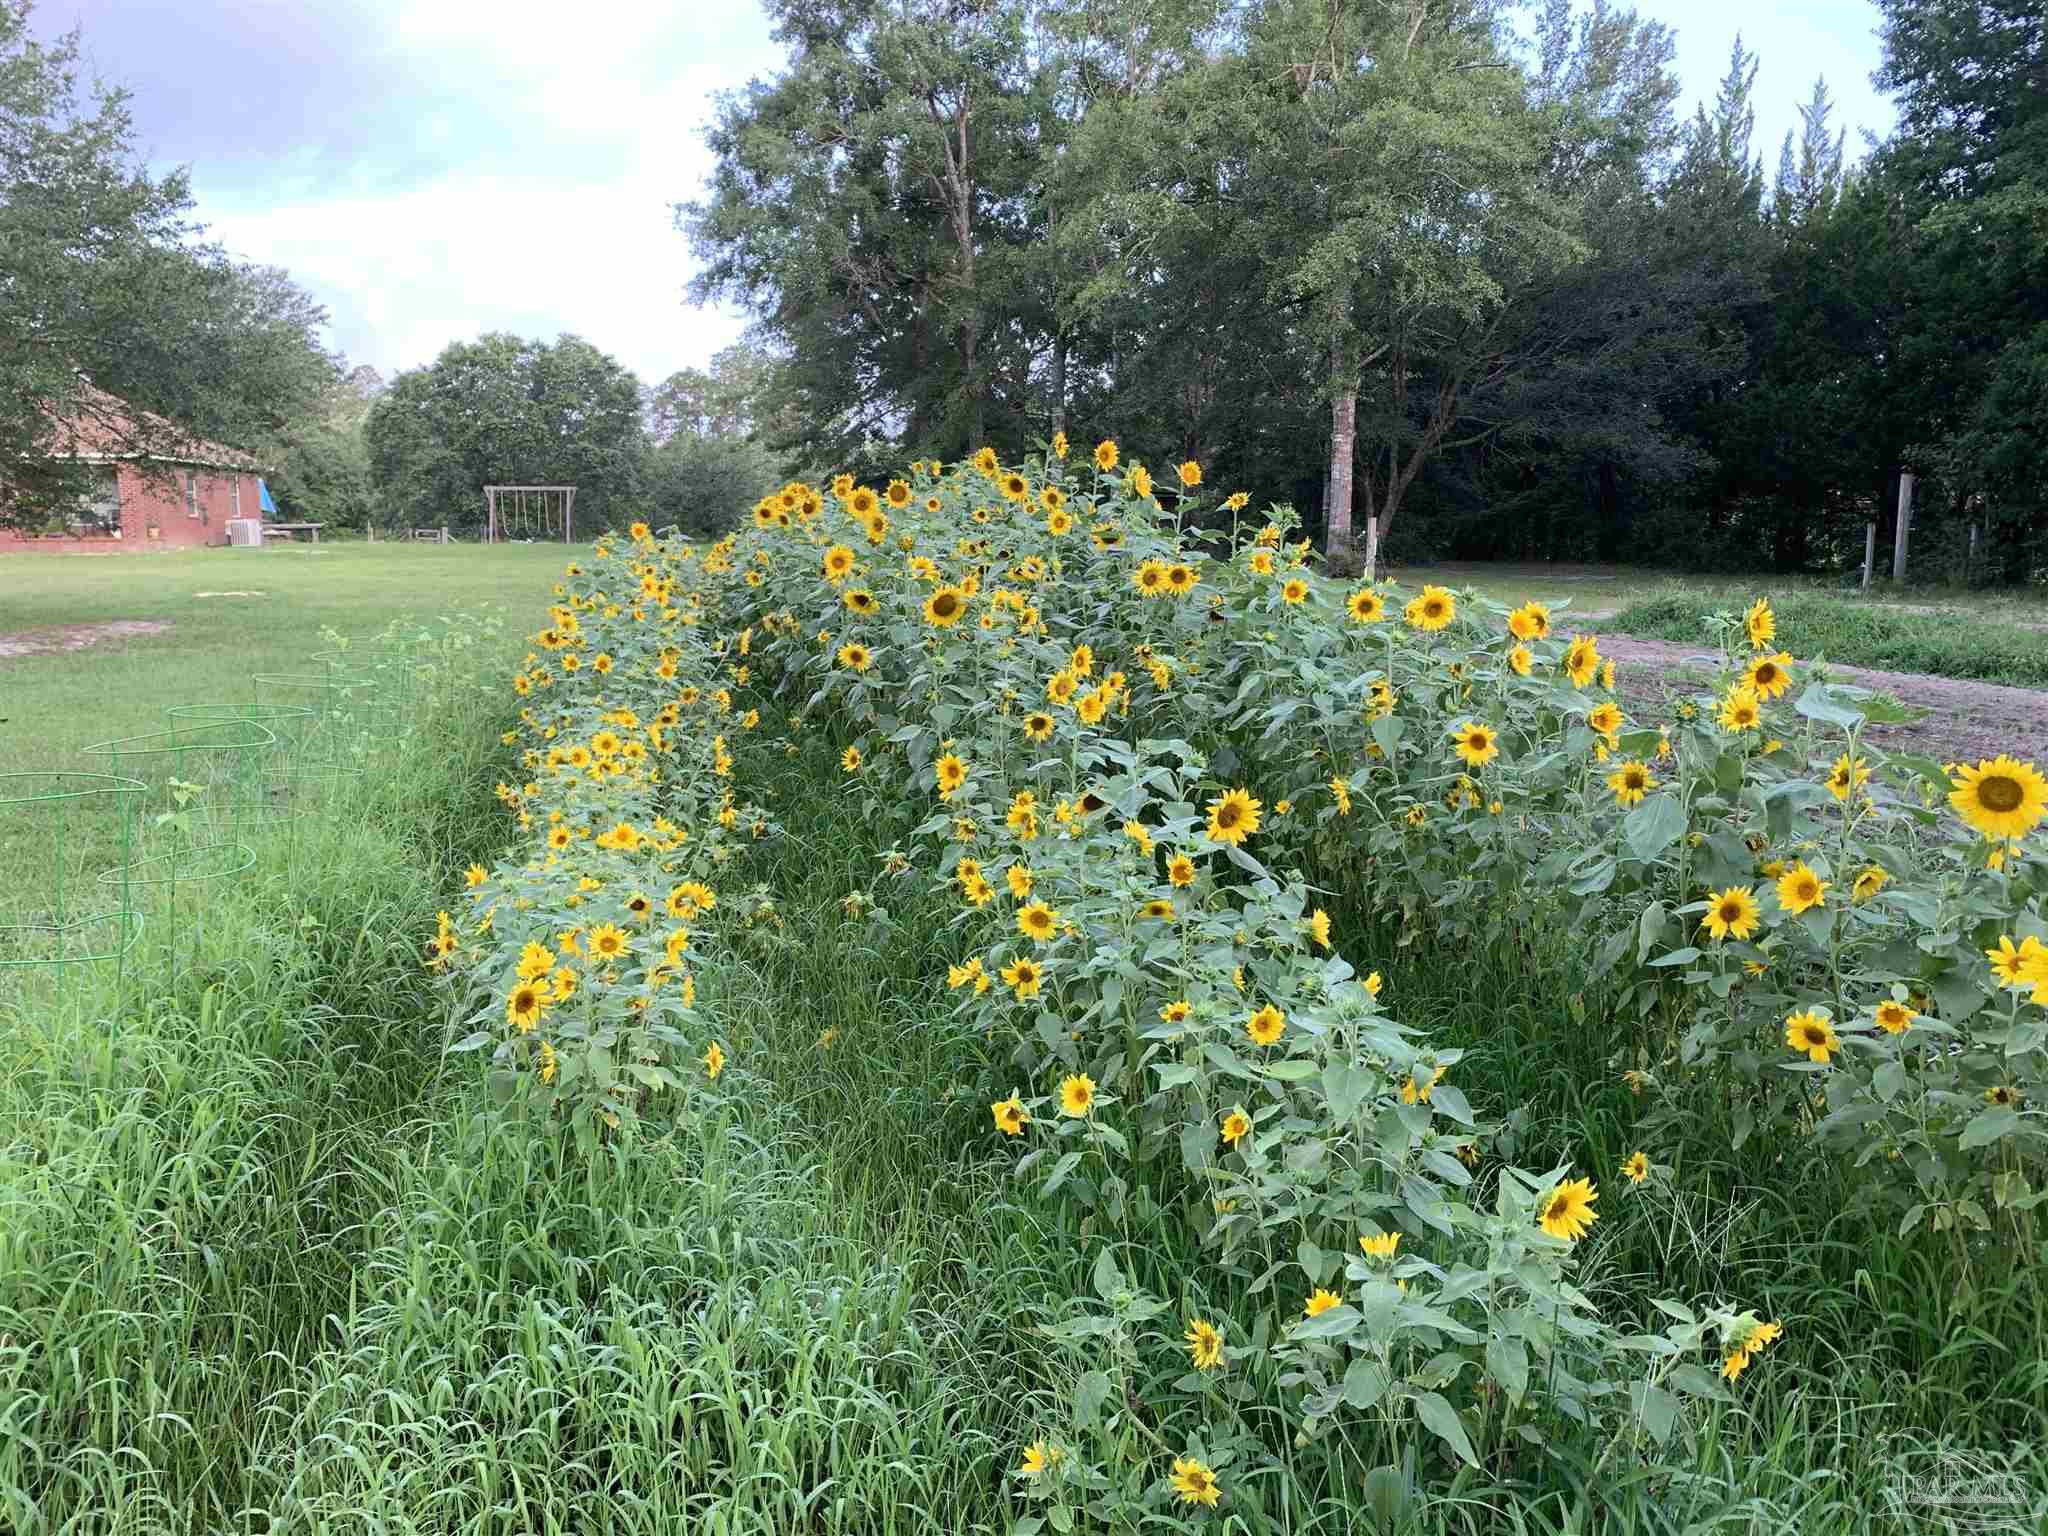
1609,590,2048,689
5,637,2044,1532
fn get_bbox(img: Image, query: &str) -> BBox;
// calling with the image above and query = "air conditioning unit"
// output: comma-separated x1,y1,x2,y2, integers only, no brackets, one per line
226,519,263,548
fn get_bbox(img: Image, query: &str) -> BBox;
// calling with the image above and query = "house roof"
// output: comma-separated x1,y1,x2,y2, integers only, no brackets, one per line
39,381,270,473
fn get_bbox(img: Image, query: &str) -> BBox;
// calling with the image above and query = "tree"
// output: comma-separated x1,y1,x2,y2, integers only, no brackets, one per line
645,342,792,534
364,334,649,533
268,364,383,532
0,5,334,528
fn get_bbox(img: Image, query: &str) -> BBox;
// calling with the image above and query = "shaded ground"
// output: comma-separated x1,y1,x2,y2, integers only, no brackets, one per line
1604,633,2048,765
0,619,171,662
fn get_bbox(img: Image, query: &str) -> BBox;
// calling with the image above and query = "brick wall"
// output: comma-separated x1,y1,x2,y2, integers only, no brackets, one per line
3,462,259,553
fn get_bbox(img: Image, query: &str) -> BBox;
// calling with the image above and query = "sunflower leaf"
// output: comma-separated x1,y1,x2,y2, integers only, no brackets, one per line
1959,1106,2020,1150
1623,794,1687,862
1414,1390,1479,1467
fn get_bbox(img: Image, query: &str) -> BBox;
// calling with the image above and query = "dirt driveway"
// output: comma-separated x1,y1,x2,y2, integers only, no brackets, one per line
1603,634,2048,765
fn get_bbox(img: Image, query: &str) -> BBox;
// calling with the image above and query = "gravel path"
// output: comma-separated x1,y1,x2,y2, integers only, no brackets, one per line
1601,634,2048,764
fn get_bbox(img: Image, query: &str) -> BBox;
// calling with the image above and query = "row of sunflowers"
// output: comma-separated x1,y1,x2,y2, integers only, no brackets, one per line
438,439,2043,1522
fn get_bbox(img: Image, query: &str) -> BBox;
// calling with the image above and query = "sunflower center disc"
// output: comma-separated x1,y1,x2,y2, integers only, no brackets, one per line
1978,776,2023,813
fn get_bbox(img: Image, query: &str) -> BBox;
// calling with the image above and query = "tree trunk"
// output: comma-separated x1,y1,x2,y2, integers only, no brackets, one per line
1051,330,1067,437
1328,331,1357,561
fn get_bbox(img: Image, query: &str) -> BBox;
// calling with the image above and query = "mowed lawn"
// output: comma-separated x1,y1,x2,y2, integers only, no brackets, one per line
0,543,576,925
0,541,577,777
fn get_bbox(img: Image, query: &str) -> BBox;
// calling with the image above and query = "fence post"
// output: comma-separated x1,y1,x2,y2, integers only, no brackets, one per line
1862,522,1875,591
1968,522,1980,581
1362,516,1379,583
1892,471,1914,584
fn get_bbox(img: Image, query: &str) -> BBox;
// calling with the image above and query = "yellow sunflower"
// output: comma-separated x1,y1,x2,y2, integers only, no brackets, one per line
836,641,873,671
1359,1231,1400,1261
1002,956,1044,999
1622,1152,1649,1185
1021,712,1056,743
1826,753,1870,803
991,1095,1029,1136
1167,854,1198,887
1508,643,1533,677
1206,787,1262,845
1717,686,1762,733
1784,1008,1839,1063
1700,885,1761,942
1220,1107,1252,1146
1246,1004,1285,1047
1405,584,1456,631
1745,650,1795,701
1451,721,1500,768
1563,635,1601,688
1508,601,1551,640
1607,760,1655,807
1171,1456,1222,1508
934,752,969,799
1538,1177,1599,1241
1058,1072,1095,1116
1346,588,1386,624
1177,459,1202,487
1744,597,1775,649
923,585,968,627
1948,756,2047,840
1873,998,1917,1035
1093,438,1119,472
1016,901,1058,943
1183,1318,1223,1371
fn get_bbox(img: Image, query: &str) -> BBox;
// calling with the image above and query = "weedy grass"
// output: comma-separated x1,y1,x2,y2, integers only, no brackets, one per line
1609,589,2048,689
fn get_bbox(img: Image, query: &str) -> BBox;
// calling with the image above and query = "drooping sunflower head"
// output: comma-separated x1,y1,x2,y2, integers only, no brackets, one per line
1538,1177,1599,1241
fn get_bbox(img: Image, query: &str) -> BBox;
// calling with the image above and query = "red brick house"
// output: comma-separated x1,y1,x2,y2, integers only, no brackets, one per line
3,384,271,553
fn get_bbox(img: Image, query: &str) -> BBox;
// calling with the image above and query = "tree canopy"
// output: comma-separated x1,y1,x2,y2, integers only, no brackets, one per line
364,333,650,534
686,0,2048,583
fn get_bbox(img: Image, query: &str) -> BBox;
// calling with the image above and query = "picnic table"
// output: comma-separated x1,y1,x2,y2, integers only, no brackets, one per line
263,522,326,543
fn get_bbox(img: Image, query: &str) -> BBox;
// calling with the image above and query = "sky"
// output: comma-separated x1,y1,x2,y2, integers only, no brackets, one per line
33,0,1896,390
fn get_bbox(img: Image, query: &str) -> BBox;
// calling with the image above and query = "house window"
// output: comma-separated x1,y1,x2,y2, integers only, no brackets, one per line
72,468,121,535
185,470,200,518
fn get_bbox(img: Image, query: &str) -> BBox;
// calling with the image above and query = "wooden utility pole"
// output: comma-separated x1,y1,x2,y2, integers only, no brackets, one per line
1892,472,1915,584
1861,522,1875,590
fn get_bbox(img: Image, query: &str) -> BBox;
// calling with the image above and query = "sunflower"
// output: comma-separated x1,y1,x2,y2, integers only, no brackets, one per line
923,585,968,627
1948,755,2048,840
1538,1177,1599,1241
1006,864,1033,900
1281,577,1311,605
934,752,969,799
1183,1318,1224,1371
1248,548,1276,576
703,1041,726,1079
1607,760,1655,807
972,446,999,478
847,486,880,520
1717,687,1762,733
885,478,911,508
1246,1004,1285,1047
1452,721,1500,768
1093,438,1119,472
1310,909,1332,950
1986,934,2044,990
1207,787,1262,845
1701,885,1761,941
1563,635,1601,688
1775,861,1829,915
1129,465,1153,499
1177,459,1202,487
823,545,856,582
1874,998,1917,1035
1357,1233,1400,1265
516,941,555,981
1744,597,1775,650
992,1095,1029,1136
1784,1008,1839,1063
1132,559,1170,597
1166,854,1197,887
1164,562,1198,595
1826,753,1870,802
506,980,549,1034
1623,1152,1650,1185
1002,956,1044,1000
1303,1289,1342,1318
1346,588,1386,624
1405,584,1456,631
999,471,1030,503
1507,601,1551,640
1168,1456,1221,1509
1159,998,1192,1024
1744,650,1795,701
1508,643,1533,677
1045,669,1078,705
1851,865,1889,902
1141,898,1175,920
1016,901,1058,943
1220,1107,1251,1146
1587,701,1624,742
1987,1084,2023,1107
1050,430,1069,460
841,745,863,773
1058,1072,1095,1116
1021,711,1056,743
836,641,873,671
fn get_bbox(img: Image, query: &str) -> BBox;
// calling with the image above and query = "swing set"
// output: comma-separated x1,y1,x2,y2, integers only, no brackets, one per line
483,485,577,544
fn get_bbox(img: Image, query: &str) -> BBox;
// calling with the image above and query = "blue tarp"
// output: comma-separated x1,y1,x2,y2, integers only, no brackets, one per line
258,478,277,514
